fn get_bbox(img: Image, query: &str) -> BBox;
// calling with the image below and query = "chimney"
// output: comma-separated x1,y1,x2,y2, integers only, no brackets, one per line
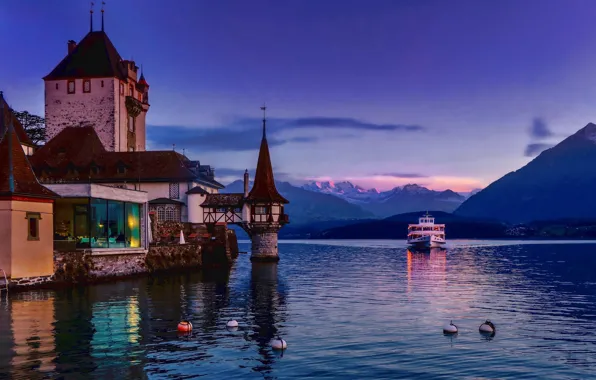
244,169,249,197
67,40,77,54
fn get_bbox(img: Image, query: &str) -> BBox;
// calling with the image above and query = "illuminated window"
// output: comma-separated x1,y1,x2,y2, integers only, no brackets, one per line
255,206,268,214
83,79,91,93
26,212,41,241
67,80,75,94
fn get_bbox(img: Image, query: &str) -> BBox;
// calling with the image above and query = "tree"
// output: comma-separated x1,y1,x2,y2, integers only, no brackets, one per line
12,110,46,146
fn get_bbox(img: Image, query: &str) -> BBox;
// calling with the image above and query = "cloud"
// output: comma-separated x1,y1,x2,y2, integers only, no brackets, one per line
215,167,293,181
529,118,553,139
147,116,424,152
374,172,427,179
281,117,424,132
524,143,554,157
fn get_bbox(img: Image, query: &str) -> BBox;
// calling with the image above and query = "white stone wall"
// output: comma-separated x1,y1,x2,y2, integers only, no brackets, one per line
45,77,149,152
45,78,117,150
187,193,206,223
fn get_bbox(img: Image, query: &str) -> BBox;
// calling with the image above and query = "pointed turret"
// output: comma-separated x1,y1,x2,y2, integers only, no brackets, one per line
0,121,57,199
243,106,289,262
246,107,289,204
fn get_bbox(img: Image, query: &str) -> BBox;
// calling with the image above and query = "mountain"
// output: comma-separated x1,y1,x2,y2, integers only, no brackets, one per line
223,180,374,225
455,123,596,223
311,211,507,239
302,181,465,217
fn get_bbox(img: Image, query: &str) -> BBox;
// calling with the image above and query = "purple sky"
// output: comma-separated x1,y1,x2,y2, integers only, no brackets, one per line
2,0,596,192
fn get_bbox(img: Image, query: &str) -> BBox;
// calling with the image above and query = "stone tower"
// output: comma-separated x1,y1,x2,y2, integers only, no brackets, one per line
43,16,150,152
243,107,290,262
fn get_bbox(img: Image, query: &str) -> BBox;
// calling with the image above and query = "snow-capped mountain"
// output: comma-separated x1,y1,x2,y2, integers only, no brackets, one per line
301,181,467,217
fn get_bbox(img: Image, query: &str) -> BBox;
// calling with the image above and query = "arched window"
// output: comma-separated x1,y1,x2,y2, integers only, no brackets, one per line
157,207,165,222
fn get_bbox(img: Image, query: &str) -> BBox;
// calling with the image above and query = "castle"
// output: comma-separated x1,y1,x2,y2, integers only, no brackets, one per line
0,12,289,282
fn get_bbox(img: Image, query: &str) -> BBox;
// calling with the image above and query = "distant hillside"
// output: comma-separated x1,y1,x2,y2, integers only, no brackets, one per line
223,180,374,225
456,123,596,223
302,181,466,217
311,211,508,239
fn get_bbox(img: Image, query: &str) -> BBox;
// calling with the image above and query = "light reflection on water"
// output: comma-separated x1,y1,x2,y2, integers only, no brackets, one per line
1,240,596,379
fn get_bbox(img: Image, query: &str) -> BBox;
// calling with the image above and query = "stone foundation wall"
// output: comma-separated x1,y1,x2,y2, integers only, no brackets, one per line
8,222,240,290
250,228,280,262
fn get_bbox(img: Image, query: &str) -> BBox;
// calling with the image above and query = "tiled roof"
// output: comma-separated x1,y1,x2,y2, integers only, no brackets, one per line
246,120,289,204
201,193,244,207
186,186,209,195
149,198,185,205
43,31,127,80
0,92,34,147
29,127,198,183
29,127,227,188
0,124,58,199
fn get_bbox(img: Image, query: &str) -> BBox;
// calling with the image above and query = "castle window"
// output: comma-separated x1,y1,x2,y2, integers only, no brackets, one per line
120,83,124,95
83,79,91,93
26,212,41,241
169,183,180,199
67,80,75,94
129,85,134,96
255,206,268,215
129,147,134,152
91,165,99,175
101,80,104,88
128,114,135,132
55,83,59,90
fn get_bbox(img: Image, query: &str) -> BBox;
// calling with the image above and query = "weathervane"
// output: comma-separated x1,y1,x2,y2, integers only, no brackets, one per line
101,1,106,31
260,104,267,139
90,2,95,32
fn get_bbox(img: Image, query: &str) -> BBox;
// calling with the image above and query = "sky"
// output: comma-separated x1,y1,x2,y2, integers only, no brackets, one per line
2,0,596,192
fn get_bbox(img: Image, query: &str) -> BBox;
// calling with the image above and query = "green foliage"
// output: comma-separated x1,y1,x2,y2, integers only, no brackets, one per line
12,109,46,146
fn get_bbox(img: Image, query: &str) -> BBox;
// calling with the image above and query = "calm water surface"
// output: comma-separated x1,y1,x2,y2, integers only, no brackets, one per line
2,240,596,379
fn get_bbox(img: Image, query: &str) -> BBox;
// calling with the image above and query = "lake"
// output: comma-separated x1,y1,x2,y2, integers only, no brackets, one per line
2,239,596,379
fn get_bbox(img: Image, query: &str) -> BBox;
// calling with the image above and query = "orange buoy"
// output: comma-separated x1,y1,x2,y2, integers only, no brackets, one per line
177,321,193,332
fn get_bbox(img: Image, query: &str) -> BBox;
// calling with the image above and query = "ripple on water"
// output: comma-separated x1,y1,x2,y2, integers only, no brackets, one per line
2,241,596,379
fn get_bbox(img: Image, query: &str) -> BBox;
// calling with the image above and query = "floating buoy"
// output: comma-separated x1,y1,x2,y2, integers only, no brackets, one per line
479,320,495,334
226,320,238,328
270,336,287,350
177,321,193,333
443,320,458,334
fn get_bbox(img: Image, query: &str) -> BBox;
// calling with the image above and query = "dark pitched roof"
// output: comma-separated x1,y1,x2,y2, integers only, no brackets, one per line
246,119,289,204
201,193,244,207
186,186,209,195
0,123,58,199
149,198,185,205
43,31,127,80
29,127,223,186
0,92,34,147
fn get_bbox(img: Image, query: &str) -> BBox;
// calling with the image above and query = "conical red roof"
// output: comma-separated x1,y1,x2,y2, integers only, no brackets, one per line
0,124,58,199
246,119,289,204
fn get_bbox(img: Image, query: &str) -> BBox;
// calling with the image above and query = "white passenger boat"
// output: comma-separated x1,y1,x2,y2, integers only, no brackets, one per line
407,212,446,248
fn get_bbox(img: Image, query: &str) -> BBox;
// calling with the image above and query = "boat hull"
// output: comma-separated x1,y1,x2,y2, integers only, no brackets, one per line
407,235,446,248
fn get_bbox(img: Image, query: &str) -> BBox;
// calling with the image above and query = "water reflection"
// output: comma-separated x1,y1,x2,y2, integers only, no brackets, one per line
248,263,288,373
1,292,56,380
406,247,447,295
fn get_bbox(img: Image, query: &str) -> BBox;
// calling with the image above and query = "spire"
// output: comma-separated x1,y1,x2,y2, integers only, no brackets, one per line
90,2,94,32
246,106,289,204
261,104,267,140
101,1,105,31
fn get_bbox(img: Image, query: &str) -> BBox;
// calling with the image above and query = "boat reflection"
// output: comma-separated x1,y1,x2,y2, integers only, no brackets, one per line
406,247,447,295
248,262,288,373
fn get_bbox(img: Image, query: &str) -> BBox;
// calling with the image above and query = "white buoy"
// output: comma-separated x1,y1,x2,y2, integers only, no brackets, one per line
443,320,458,334
270,336,287,350
479,320,495,334
226,320,238,328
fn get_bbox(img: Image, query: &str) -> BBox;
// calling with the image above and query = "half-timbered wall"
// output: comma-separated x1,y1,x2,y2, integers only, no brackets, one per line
203,207,243,224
